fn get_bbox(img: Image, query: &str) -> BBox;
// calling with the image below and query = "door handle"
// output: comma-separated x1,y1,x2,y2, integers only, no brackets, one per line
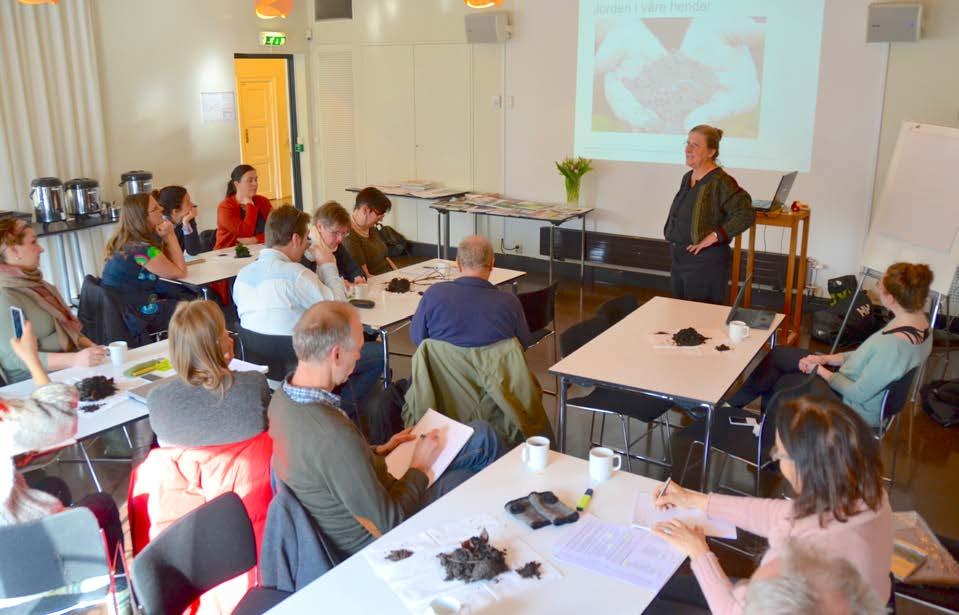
244,129,249,144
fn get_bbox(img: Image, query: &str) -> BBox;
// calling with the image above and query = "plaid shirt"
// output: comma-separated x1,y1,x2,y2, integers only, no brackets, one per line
282,378,344,414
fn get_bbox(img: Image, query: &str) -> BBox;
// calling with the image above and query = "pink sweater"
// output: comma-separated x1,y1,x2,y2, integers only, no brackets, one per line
690,493,892,614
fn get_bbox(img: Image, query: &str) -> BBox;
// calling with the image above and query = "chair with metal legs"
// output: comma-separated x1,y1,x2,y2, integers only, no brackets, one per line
875,366,919,484
595,294,639,328
517,282,560,396
559,317,674,471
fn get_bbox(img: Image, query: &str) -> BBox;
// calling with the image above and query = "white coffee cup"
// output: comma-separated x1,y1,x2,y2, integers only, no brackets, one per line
520,435,550,472
354,283,369,300
108,341,128,367
435,261,451,276
589,446,622,483
729,320,750,344
424,596,466,615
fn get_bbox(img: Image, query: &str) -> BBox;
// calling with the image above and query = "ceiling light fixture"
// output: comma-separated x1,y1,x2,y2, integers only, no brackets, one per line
17,0,59,4
464,0,503,8
255,0,293,19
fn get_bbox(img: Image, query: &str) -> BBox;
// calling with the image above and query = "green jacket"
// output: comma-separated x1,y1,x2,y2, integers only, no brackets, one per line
668,168,755,244
403,338,554,447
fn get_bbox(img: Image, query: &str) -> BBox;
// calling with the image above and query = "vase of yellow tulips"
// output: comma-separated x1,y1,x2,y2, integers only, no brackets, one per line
556,157,593,206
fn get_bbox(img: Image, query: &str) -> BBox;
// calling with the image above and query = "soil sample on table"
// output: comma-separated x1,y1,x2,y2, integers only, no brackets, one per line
437,529,508,583
76,376,117,402
672,327,709,347
516,561,543,580
385,549,413,562
387,278,411,293
716,344,731,352
623,53,720,133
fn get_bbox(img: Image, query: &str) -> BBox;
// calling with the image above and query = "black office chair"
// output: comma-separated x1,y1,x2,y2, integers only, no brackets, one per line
560,317,674,472
78,275,148,347
199,229,217,253
517,282,560,395
595,294,639,327
238,326,297,381
131,492,290,615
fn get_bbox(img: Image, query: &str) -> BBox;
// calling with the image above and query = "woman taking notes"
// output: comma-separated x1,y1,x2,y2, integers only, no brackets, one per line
663,125,754,304
0,219,107,382
728,262,932,427
652,396,892,614
215,164,273,249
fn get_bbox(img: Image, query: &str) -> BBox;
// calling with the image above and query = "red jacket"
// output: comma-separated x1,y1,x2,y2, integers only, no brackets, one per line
214,195,272,249
128,432,274,615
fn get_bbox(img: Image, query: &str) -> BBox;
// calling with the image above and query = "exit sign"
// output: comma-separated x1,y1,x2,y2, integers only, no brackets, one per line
258,31,287,47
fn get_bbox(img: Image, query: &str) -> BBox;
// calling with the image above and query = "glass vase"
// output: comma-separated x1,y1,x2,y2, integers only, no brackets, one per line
565,177,581,205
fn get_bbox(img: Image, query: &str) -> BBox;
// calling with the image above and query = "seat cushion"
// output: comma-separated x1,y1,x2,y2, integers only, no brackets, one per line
677,405,771,468
231,587,293,615
569,387,673,422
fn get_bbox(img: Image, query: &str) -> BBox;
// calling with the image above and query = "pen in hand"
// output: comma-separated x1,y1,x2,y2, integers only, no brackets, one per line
656,476,673,510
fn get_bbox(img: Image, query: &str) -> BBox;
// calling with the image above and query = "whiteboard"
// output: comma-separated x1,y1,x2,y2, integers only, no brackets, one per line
863,122,959,295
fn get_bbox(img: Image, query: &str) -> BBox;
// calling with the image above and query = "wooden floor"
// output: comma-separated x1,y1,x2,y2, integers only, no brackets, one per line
34,265,959,613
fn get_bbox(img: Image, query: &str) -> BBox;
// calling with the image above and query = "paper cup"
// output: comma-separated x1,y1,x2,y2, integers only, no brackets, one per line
108,341,128,367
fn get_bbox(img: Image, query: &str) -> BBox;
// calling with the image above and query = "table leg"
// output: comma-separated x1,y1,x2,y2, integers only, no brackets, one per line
794,215,811,340
558,375,569,452
70,233,86,291
444,212,451,260
783,222,798,342
549,225,555,286
78,442,103,492
729,234,742,305
380,328,390,388
436,212,442,259
699,403,714,491
745,226,756,307
580,215,586,286
56,235,73,305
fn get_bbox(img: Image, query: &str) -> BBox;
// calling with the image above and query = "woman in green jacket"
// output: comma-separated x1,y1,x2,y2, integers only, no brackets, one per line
663,124,755,304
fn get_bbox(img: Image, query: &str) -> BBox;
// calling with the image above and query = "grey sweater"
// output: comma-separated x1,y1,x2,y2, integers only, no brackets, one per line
147,371,271,447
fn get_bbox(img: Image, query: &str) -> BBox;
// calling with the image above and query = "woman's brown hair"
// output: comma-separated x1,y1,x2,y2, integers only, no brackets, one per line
103,193,160,259
314,200,351,229
776,396,884,526
168,300,233,395
689,124,723,162
155,186,188,217
0,218,30,263
883,262,933,312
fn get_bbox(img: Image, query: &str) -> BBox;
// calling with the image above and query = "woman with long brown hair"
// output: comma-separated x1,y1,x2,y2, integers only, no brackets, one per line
146,300,270,446
155,185,204,255
0,218,107,382
651,396,892,614
101,192,188,337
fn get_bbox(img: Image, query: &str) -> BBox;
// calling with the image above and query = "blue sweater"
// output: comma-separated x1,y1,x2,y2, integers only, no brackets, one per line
410,276,532,348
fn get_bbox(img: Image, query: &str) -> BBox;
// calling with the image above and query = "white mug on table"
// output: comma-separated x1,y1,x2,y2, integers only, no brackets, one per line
108,341,128,367
354,282,369,301
589,446,622,483
728,320,750,344
520,436,550,472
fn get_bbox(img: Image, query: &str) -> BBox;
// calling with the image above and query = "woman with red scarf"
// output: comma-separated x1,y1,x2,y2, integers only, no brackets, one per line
0,219,107,383
214,164,273,249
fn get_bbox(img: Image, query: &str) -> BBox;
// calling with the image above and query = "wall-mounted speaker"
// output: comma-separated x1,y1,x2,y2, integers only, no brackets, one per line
867,2,922,42
315,0,351,21
465,11,511,44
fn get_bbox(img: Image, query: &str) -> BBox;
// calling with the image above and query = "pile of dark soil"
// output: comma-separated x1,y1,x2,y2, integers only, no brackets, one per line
387,278,411,293
385,549,414,562
437,530,508,583
516,561,542,579
715,344,731,352
76,376,117,402
673,327,708,347
623,53,720,133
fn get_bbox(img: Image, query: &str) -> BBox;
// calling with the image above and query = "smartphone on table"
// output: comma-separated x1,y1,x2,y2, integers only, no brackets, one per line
10,306,26,339
728,416,758,427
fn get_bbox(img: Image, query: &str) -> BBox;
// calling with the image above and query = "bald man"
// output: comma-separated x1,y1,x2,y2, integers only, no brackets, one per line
410,236,533,348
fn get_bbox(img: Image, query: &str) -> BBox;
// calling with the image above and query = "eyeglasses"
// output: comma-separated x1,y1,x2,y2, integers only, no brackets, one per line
322,226,348,238
770,445,791,463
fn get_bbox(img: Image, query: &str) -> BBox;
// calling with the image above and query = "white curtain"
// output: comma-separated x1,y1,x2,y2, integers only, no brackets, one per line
0,0,112,301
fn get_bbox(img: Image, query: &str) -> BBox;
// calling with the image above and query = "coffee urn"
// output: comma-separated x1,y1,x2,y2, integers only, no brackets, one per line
63,178,102,218
118,171,153,197
30,177,67,224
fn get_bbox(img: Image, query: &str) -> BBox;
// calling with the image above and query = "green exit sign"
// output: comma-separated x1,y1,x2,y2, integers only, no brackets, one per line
259,31,287,47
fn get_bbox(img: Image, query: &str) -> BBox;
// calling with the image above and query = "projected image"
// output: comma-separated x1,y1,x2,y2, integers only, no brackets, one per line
593,17,766,137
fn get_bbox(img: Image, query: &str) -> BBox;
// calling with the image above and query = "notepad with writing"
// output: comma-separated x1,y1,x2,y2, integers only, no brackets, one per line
631,491,737,539
385,409,474,486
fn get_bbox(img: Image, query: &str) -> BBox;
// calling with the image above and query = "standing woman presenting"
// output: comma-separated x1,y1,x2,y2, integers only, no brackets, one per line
663,125,754,304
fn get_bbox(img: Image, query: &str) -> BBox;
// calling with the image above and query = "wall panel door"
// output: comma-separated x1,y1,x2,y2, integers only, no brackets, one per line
357,45,415,185
413,44,471,188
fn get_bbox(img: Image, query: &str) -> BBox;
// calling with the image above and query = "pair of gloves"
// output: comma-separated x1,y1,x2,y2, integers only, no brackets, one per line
505,491,579,530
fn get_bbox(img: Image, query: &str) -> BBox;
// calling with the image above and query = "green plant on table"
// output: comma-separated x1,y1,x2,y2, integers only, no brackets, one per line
555,157,593,204
235,244,251,258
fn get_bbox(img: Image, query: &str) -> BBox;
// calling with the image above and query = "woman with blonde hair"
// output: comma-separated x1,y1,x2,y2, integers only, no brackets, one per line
0,218,107,383
146,300,270,446
101,192,189,337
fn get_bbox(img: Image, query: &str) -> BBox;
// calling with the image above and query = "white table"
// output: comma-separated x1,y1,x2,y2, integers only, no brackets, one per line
362,259,526,383
268,447,669,615
2,340,267,491
549,296,784,491
172,244,265,295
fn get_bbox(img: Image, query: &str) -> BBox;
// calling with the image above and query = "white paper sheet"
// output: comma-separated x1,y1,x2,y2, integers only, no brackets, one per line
365,513,561,614
554,515,684,591
386,409,474,485
631,491,737,539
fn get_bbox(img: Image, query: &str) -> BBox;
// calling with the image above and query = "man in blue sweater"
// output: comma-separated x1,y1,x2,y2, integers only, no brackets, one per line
410,235,532,348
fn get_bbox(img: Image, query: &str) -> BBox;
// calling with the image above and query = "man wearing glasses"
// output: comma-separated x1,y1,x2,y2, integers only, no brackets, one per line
304,200,367,289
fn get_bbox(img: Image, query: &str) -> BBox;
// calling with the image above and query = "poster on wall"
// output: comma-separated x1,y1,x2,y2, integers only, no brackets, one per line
201,92,236,123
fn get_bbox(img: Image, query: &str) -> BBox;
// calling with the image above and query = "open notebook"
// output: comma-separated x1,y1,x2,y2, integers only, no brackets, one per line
385,409,474,486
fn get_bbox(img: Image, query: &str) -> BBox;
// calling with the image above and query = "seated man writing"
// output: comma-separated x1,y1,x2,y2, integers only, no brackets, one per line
411,235,532,348
268,302,503,559
234,205,382,408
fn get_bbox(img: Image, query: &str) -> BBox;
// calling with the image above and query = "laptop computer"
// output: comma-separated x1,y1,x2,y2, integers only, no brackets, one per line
727,275,776,330
752,171,798,211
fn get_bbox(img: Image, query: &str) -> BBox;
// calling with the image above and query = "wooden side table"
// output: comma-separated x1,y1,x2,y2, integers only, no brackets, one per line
729,207,810,345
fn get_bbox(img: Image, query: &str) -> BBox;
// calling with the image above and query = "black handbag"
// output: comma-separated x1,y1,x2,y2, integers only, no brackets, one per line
376,224,409,257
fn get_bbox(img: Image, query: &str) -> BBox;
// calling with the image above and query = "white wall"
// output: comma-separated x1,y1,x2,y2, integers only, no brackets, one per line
91,0,314,232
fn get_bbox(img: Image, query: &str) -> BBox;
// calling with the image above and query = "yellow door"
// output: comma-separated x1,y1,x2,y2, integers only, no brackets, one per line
235,58,292,203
